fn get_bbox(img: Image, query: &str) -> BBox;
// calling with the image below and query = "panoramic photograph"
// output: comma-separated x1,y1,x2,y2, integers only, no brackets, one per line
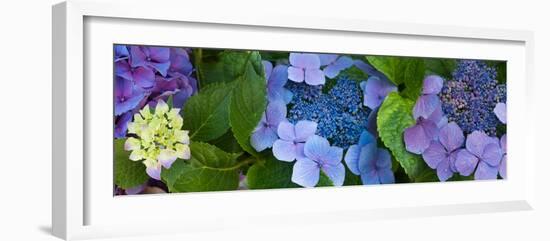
113,44,507,195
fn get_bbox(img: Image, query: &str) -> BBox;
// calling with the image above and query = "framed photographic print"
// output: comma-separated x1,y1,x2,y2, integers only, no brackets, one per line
52,0,535,240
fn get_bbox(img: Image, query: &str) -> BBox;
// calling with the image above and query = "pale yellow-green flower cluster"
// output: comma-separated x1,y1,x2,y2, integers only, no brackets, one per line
124,99,190,180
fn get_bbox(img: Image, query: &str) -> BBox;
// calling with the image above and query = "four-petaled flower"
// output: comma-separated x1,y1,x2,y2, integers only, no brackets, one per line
287,53,325,85
124,99,191,180
345,131,395,185
129,46,171,77
454,131,503,180
263,61,293,104
360,76,397,109
318,54,354,79
273,120,318,162
292,135,345,187
250,100,287,152
421,122,465,181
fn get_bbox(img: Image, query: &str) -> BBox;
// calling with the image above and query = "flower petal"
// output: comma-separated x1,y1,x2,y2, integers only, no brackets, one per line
482,143,503,167
466,131,490,157
375,148,392,169
148,47,170,62
266,100,287,126
422,75,444,95
499,155,507,179
474,161,499,180
273,140,297,162
287,66,304,83
294,120,318,142
133,66,155,89
323,146,343,165
358,130,376,146
158,149,177,169
344,144,361,175
438,122,464,152
377,168,395,184
436,159,453,182
289,53,321,69
413,94,441,120
357,143,377,174
404,123,431,154
323,56,353,78
262,60,273,80
303,135,330,161
361,170,380,185
291,159,320,187
322,163,345,186
318,54,338,66
124,137,141,151
129,46,147,67
277,121,296,141
494,102,507,124
250,125,278,152
500,134,507,153
268,65,289,89
422,141,447,169
454,149,478,176
305,69,325,85
146,164,162,180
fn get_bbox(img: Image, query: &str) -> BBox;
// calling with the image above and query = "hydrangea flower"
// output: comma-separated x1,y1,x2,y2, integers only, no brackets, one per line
292,135,345,187
168,48,193,77
116,60,155,89
286,81,322,104
288,77,370,149
115,45,129,62
114,76,145,116
124,99,191,180
439,60,506,136
250,100,287,152
318,54,353,78
454,131,503,180
115,111,133,139
360,76,398,110
129,46,171,77
413,75,444,120
287,53,325,85
345,131,395,185
421,122,465,181
494,102,506,124
273,120,318,162
499,134,507,178
263,61,293,104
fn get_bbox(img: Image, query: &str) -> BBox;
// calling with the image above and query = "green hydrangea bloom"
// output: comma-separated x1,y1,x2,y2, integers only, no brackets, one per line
124,99,190,180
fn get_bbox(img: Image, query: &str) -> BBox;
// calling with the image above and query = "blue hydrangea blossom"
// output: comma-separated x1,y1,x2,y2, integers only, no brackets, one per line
287,53,325,85
360,76,398,110
421,122,465,181
454,131,503,180
318,54,354,78
262,61,293,104
250,100,287,152
344,131,395,185
273,120,318,162
292,135,345,187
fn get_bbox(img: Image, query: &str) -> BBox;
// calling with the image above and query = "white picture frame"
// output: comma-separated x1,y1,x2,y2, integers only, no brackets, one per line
52,0,535,240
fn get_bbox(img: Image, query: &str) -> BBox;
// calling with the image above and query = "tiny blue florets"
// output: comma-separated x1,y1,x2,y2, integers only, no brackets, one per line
286,81,323,104
439,60,506,136
288,77,370,149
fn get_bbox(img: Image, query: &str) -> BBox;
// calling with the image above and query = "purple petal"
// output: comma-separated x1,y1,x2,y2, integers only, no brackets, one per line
419,118,439,141
422,141,447,169
303,135,330,161
268,65,288,89
323,146,343,165
499,155,507,179
115,61,133,80
169,48,193,76
148,47,170,62
375,148,392,169
413,94,441,120
114,45,129,61
277,121,296,141
129,46,147,67
115,92,145,116
500,134,507,153
404,123,431,154
289,53,321,69
436,159,453,182
125,184,145,195
250,124,278,152
427,101,445,125
150,62,171,77
295,120,318,142
287,66,304,83
115,76,133,98
454,149,478,176
304,69,325,85
295,143,307,162
344,144,361,175
158,150,177,169
494,102,507,124
323,56,353,78
438,122,464,152
362,77,385,109
422,75,444,95
146,164,162,180
262,60,273,80
322,163,345,186
273,140,297,162
114,111,133,138
474,161,499,180
291,159,320,187
265,100,287,126
466,131,490,157
133,66,155,89
377,168,395,184
318,54,338,66
361,170,380,185
482,143,503,167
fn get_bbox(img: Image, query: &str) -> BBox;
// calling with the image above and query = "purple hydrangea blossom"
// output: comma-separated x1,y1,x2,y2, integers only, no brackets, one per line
115,45,129,62
116,60,155,89
292,135,345,187
263,61,293,104
129,46,171,77
344,131,395,185
168,47,193,77
454,131,503,180
413,75,444,120
494,102,506,124
250,100,287,152
114,111,133,138
421,122,465,181
499,134,507,178
360,76,398,110
114,76,145,116
273,120,318,162
287,53,325,85
318,54,354,78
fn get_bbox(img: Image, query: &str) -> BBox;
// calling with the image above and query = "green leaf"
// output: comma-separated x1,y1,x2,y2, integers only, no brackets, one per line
114,139,149,189
343,164,362,186
377,92,431,181
195,49,265,87
486,60,507,84
208,129,243,153
316,172,334,187
425,58,457,79
247,157,300,189
183,82,232,142
229,52,267,156
161,142,242,192
366,56,425,99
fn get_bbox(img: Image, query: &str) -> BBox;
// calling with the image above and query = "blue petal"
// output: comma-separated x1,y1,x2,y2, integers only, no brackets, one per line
357,143,377,174
361,170,380,185
323,56,353,78
474,161,499,180
262,60,273,80
422,75,444,95
250,124,278,152
358,130,376,146
303,135,330,161
291,159,320,187
377,168,395,184
304,69,325,86
344,144,361,175
322,163,345,186
268,65,289,89
375,148,392,169
413,94,441,120
273,139,297,162
289,53,321,69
